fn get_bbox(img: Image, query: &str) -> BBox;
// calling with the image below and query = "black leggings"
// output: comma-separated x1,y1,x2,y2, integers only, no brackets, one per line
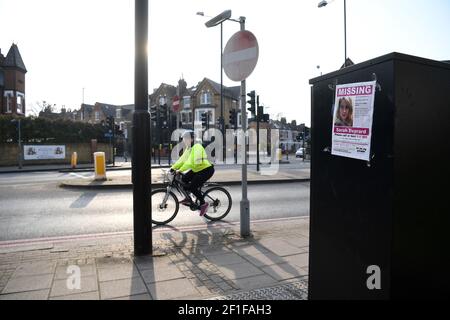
182,166,215,205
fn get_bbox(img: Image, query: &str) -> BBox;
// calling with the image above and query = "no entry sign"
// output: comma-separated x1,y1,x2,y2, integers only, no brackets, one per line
223,30,259,82
172,95,180,112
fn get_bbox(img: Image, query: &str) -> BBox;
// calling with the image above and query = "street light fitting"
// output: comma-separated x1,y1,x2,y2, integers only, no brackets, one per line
196,12,204,16
205,10,232,28
318,0,328,8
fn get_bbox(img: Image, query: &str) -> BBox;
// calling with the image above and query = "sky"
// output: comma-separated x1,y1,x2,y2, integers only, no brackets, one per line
1,0,450,126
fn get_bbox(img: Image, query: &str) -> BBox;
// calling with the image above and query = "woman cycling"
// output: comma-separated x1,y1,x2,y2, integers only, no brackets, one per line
170,130,214,216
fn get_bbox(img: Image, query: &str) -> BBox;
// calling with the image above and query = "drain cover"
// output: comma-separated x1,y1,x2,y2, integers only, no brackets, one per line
208,279,308,300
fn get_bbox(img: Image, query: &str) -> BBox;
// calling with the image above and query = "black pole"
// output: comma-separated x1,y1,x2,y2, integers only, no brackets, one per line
303,125,306,162
158,104,161,165
132,0,151,256
112,117,115,167
344,0,347,66
256,96,260,172
220,22,225,163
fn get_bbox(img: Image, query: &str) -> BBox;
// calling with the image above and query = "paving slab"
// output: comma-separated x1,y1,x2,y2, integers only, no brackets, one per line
112,293,152,300
140,265,185,284
230,274,278,291
147,278,200,300
54,264,96,280
216,262,264,280
99,277,148,300
98,264,139,282
228,243,272,256
50,275,98,297
261,263,308,281
256,238,305,257
2,274,53,294
241,252,288,268
282,253,309,268
205,252,247,266
12,261,56,277
0,289,49,300
49,291,99,300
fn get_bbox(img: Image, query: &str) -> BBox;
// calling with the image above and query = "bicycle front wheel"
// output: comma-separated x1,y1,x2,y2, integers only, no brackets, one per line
203,186,232,221
151,189,179,225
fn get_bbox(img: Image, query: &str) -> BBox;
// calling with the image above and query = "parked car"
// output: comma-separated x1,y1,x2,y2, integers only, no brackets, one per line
296,147,305,158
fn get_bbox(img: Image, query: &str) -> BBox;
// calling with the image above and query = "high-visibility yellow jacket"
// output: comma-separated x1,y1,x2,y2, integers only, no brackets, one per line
171,143,212,173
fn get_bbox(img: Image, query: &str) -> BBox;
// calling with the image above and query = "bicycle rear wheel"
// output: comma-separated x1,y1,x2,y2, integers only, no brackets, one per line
203,186,232,221
151,189,179,225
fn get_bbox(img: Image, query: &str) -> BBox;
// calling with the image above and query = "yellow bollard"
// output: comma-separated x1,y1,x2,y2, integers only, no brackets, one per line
94,152,107,180
277,148,282,161
71,152,78,169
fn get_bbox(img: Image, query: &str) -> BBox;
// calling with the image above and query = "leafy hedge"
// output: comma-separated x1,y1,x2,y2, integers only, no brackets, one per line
0,115,109,143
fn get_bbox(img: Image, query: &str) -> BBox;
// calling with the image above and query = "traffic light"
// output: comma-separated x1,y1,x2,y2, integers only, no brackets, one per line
201,112,208,129
150,105,157,121
262,114,270,123
106,116,114,130
305,127,310,140
247,90,256,116
257,105,263,122
229,109,236,128
159,105,167,128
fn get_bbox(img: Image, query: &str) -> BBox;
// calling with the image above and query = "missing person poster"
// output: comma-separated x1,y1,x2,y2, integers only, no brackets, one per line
331,81,376,161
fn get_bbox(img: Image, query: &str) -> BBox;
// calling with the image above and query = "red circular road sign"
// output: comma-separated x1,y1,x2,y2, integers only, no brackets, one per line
223,30,259,82
172,95,180,112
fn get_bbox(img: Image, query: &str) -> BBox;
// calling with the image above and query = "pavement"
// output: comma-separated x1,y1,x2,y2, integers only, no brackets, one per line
59,167,310,189
0,217,310,300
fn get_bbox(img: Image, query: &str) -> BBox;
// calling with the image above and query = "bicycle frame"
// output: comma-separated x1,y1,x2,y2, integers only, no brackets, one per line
160,170,220,208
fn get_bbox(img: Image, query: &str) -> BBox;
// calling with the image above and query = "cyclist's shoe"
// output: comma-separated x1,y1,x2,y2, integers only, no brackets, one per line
179,198,191,206
199,203,209,216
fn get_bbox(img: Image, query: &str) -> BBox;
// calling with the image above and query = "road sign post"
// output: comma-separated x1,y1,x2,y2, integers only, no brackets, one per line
132,0,152,256
223,18,258,238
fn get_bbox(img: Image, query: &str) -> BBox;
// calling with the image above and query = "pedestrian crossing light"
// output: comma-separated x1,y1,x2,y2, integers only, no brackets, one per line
201,112,208,129
229,109,236,127
247,90,256,116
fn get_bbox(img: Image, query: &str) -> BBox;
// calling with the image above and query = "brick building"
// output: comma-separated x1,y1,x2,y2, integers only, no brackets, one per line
0,44,27,116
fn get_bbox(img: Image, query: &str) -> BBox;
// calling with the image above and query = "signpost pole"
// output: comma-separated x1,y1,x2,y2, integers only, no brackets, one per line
132,0,151,256
239,16,250,237
256,96,260,172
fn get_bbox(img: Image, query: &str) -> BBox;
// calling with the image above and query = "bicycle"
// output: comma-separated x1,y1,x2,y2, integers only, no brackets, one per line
151,169,232,225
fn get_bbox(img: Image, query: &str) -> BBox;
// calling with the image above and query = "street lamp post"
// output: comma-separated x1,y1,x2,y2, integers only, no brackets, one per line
200,10,237,163
132,0,152,256
203,11,250,237
318,0,347,67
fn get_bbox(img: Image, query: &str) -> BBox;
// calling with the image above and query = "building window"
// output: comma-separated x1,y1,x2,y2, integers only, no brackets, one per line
200,91,212,105
159,95,167,106
195,108,215,125
16,94,24,114
116,108,121,119
181,111,192,124
183,96,191,109
4,91,13,113
95,111,100,121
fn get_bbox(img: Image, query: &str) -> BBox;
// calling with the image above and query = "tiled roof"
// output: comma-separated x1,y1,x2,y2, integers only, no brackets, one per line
81,104,94,113
203,78,240,100
2,44,27,72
